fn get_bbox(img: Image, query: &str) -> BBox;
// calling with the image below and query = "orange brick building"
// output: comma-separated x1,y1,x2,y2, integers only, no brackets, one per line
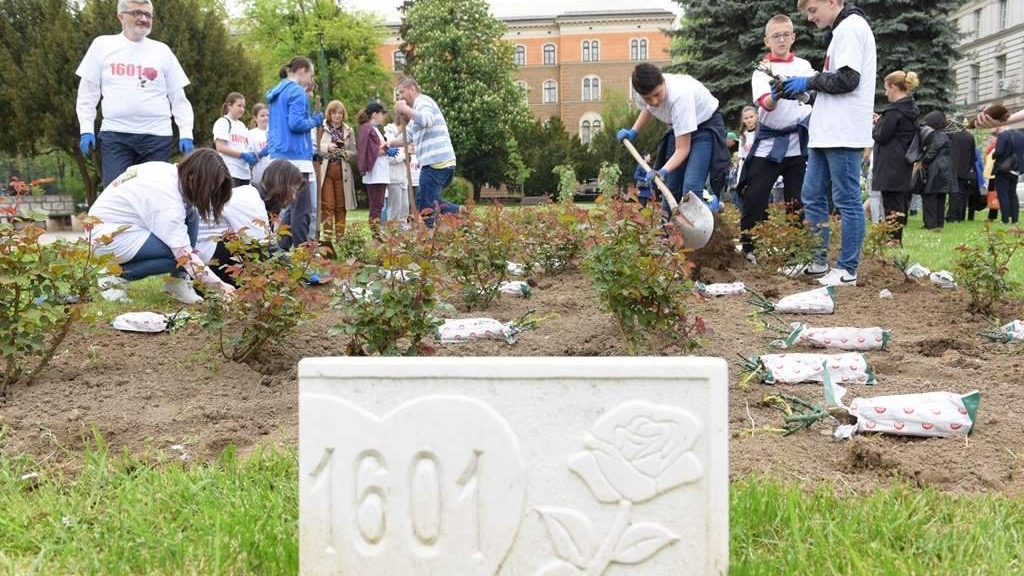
377,9,675,142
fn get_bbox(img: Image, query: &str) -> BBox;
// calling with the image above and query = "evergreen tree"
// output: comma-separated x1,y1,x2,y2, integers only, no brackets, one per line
671,0,963,128
398,0,533,198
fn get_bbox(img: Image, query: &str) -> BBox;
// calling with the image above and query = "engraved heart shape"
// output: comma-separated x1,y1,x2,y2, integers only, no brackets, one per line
300,394,527,576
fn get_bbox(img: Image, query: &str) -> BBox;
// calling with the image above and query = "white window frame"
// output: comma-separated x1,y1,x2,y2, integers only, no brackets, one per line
543,43,556,66
514,45,526,67
393,50,406,72
543,79,558,103
582,75,601,102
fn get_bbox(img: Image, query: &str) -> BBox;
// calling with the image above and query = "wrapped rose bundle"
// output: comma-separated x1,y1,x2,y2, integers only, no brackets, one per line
498,280,532,297
506,261,526,276
749,286,835,315
824,370,980,439
437,318,519,344
773,322,890,351
983,320,1024,344
905,263,931,279
742,352,875,385
695,281,746,297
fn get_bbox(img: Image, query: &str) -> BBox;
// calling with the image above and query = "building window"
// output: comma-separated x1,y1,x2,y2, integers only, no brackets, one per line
630,38,648,61
516,80,529,103
998,0,1008,29
973,9,982,37
543,79,558,103
591,40,600,62
583,41,590,62
543,44,556,65
580,120,591,144
583,76,601,101
393,51,406,72
969,64,980,103
514,45,526,67
592,119,602,134
996,55,1007,95
579,114,603,144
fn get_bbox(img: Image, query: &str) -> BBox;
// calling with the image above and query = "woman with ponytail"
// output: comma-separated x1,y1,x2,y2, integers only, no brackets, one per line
871,70,921,245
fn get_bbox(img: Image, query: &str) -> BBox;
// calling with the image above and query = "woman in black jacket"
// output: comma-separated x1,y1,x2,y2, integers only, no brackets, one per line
920,110,956,230
872,71,920,244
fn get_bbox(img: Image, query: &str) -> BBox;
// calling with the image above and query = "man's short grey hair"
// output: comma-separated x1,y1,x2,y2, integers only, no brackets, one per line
396,76,420,91
117,0,152,14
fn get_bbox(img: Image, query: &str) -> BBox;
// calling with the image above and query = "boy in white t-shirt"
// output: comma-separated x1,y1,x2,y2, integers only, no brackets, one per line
776,0,876,287
75,0,195,187
617,64,729,214
738,14,815,257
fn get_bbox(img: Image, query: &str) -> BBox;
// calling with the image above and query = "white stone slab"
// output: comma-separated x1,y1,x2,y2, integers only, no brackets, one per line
299,357,728,576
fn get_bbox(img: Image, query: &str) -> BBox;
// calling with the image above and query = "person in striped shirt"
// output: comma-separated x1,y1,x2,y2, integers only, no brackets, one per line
388,76,461,226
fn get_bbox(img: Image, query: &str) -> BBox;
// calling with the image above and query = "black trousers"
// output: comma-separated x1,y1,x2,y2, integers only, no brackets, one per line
921,194,946,229
946,179,966,222
880,189,910,242
739,155,806,253
995,172,1020,224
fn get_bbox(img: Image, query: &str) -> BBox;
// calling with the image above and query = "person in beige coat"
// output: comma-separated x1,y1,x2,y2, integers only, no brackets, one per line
318,100,358,238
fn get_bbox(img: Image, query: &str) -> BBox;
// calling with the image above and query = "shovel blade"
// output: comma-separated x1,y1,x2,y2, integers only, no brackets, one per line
671,191,716,249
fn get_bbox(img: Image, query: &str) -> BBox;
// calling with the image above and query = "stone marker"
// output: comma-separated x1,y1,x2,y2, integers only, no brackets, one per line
299,357,728,575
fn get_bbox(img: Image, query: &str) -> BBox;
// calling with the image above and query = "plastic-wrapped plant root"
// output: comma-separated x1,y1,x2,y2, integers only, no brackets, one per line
749,286,835,315
741,352,875,385
773,322,890,351
695,281,746,297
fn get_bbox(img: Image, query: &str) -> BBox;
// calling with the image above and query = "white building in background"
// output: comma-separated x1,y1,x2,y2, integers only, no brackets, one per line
953,0,1024,115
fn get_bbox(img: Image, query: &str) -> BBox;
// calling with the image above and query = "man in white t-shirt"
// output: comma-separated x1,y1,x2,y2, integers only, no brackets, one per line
775,0,875,287
617,63,729,213
76,0,195,187
738,14,815,258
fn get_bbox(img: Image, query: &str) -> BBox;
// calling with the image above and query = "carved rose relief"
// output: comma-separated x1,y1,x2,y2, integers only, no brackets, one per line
568,402,703,504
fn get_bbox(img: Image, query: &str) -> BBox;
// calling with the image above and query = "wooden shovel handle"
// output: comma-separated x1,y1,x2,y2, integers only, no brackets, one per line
621,139,692,226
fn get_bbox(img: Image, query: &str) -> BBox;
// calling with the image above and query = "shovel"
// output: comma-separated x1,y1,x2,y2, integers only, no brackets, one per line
622,138,716,250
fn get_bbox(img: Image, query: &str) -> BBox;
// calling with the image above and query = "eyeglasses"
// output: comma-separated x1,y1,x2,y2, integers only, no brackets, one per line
768,32,793,41
121,9,154,19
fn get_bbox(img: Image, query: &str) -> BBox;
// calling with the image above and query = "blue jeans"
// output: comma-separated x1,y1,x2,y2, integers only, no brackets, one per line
801,148,865,274
416,165,460,226
660,128,715,213
99,131,173,187
120,208,199,281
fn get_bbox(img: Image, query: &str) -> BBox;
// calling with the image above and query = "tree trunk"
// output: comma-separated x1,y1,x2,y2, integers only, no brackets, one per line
73,150,101,206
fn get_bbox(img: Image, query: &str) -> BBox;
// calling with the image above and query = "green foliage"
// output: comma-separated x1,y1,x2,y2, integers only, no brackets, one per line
583,199,705,354
399,0,533,196
552,164,577,204
436,205,514,310
597,161,622,199
200,229,327,363
0,214,118,395
671,0,963,128
953,224,1024,314
513,204,592,276
749,204,822,272
330,222,445,355
239,0,391,114
443,176,472,206
515,116,587,196
327,222,376,263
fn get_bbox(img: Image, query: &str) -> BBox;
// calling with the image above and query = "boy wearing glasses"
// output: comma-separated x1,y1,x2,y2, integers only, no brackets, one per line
775,0,876,287
737,14,814,260
76,0,195,187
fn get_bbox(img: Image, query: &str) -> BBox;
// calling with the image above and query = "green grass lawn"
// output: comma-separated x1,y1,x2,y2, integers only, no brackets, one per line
900,213,1023,285
1,445,1022,575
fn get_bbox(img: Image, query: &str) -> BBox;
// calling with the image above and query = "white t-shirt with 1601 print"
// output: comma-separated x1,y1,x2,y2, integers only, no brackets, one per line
807,14,877,149
76,34,190,137
213,116,252,180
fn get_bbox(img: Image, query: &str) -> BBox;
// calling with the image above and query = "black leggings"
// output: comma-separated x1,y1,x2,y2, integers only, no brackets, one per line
738,155,805,253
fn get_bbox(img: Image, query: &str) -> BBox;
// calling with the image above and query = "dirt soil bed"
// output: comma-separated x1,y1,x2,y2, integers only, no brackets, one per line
1,257,1022,494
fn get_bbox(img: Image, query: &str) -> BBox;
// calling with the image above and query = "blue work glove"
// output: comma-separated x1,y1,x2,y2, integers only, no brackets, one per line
781,76,811,98
386,147,400,157
257,146,269,159
79,133,95,156
240,152,258,166
701,190,723,213
769,77,785,101
310,112,324,126
645,167,668,188
616,128,638,143
179,138,194,154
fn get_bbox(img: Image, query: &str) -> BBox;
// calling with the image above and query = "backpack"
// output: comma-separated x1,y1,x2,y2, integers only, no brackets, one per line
904,126,923,165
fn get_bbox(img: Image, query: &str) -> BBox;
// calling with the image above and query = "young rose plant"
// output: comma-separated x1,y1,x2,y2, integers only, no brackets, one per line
330,221,446,356
200,226,331,364
749,204,822,272
435,204,515,310
954,223,1024,314
0,214,119,396
583,199,706,354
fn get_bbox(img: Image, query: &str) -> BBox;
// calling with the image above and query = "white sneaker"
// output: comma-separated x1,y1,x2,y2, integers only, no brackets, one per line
97,276,130,302
745,252,758,265
164,277,204,304
817,268,857,287
778,262,829,278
